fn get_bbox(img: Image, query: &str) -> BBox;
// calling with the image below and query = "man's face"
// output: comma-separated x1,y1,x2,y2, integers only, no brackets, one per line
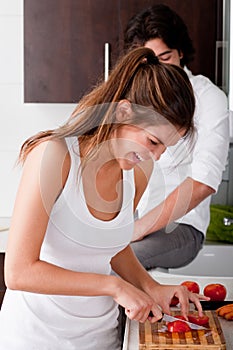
145,38,182,66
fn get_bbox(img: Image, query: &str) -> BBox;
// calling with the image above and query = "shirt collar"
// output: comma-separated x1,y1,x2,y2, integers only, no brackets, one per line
184,66,193,79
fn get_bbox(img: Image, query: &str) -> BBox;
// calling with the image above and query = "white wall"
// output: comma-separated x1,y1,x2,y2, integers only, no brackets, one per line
0,0,75,217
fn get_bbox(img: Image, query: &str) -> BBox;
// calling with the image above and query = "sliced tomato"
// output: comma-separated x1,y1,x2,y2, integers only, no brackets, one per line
167,320,191,333
188,313,209,326
170,296,179,306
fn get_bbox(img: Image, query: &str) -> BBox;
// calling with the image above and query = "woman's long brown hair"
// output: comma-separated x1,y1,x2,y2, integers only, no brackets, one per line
19,47,195,163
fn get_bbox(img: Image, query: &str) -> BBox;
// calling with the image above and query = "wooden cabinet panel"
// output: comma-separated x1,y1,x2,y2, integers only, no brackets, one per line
24,0,223,103
24,0,119,102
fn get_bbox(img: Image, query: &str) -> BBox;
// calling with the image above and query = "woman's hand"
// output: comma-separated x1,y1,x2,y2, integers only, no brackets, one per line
112,278,162,323
147,284,210,319
110,246,209,323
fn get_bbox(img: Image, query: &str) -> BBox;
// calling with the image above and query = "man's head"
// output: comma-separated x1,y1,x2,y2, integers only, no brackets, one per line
124,4,195,67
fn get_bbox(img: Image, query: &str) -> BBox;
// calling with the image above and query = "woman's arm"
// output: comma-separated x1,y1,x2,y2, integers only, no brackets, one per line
5,140,118,297
111,245,208,319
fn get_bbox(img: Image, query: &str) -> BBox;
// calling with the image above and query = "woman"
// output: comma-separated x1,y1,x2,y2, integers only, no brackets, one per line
0,48,207,349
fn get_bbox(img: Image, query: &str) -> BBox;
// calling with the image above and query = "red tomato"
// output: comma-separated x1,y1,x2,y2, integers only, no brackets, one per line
188,314,209,326
181,280,200,294
167,320,191,333
170,296,179,306
203,283,227,301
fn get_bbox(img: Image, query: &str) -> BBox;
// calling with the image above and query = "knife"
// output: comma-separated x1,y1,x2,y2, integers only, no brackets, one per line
161,313,209,331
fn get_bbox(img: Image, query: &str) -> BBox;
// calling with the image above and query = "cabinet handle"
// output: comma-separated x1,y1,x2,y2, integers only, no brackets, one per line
104,43,109,82
215,40,228,89
215,40,221,86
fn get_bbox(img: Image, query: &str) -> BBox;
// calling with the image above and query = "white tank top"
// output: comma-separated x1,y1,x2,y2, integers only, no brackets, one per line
0,137,135,350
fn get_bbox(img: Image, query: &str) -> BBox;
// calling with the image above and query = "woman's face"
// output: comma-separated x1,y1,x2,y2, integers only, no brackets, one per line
145,38,182,66
111,123,185,170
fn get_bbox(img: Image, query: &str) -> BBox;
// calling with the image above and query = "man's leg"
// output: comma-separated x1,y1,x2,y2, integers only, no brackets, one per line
130,224,204,270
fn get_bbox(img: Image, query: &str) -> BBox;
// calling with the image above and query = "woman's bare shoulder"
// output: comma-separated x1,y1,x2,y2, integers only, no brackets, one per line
26,138,69,163
23,138,71,187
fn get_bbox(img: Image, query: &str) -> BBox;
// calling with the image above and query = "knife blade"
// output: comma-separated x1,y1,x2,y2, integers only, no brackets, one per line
161,313,209,331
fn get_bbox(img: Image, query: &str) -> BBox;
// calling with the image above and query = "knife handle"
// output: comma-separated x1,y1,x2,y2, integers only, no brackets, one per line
148,311,164,322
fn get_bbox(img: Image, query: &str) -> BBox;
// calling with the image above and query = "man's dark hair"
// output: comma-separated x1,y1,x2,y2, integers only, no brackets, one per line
124,4,195,67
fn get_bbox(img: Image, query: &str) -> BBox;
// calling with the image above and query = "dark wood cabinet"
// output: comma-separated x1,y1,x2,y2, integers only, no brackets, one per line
24,0,120,103
0,253,6,308
24,0,223,103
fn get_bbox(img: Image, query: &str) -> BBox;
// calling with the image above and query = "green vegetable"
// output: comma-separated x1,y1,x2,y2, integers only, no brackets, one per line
206,205,233,243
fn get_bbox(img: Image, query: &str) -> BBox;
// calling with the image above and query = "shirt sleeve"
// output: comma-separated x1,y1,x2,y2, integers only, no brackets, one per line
190,77,229,192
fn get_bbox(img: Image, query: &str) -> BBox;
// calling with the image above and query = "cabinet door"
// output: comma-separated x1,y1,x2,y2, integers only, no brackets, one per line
24,0,119,103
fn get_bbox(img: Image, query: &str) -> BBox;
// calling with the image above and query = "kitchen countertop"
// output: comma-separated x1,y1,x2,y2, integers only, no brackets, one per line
123,270,233,350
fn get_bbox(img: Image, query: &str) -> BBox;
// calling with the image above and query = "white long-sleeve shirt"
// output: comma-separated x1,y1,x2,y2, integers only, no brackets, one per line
137,68,229,234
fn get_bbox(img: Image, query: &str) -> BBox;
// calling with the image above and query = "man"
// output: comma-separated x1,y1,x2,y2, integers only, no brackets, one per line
124,4,229,269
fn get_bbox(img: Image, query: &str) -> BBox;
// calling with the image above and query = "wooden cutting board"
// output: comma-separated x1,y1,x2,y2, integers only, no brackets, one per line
139,310,226,349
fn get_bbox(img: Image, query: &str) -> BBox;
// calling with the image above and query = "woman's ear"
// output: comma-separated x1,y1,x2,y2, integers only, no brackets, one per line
116,100,132,123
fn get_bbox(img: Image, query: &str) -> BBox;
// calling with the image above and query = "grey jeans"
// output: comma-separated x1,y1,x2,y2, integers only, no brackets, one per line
130,223,204,270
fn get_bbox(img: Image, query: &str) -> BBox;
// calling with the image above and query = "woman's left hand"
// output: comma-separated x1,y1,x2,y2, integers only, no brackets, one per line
148,284,210,319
